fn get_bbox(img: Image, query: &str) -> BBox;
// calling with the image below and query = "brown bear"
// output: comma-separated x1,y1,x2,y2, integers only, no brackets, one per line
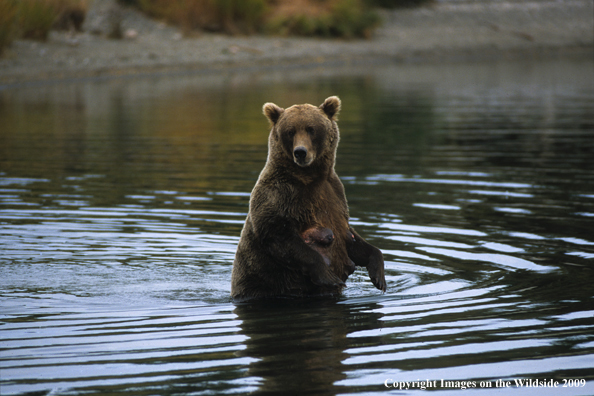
231,96,386,301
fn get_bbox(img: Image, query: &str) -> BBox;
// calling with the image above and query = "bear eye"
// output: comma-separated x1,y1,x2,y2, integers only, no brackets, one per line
305,126,315,135
287,128,296,137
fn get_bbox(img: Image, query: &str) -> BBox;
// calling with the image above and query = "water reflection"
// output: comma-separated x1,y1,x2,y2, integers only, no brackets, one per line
1,57,594,395
236,299,356,395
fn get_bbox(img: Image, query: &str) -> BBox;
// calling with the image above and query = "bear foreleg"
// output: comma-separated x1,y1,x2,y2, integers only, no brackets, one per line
346,227,387,292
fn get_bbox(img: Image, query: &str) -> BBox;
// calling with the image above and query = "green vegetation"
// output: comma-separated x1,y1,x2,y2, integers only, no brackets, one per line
0,0,18,55
129,0,381,38
367,0,434,7
267,0,380,38
0,0,434,56
18,0,60,40
133,0,268,35
0,0,88,54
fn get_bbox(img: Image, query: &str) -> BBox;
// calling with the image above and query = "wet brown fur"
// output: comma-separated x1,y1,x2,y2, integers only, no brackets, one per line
301,226,335,266
231,96,386,301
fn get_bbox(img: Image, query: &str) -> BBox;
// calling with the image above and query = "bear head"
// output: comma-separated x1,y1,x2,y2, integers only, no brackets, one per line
263,96,341,169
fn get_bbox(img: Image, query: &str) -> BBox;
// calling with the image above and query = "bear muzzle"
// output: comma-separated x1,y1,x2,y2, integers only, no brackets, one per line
293,146,314,167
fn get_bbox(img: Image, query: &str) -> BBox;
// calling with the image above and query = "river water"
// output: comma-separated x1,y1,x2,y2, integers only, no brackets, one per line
1,57,593,395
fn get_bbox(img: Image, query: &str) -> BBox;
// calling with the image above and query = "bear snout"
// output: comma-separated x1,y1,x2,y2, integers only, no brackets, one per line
294,146,307,160
293,146,312,166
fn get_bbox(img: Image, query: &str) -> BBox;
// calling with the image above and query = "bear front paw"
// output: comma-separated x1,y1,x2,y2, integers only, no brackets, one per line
367,257,386,292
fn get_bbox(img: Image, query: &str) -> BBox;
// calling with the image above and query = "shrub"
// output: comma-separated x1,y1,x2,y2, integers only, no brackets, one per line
215,0,268,34
134,0,267,35
366,0,434,8
131,0,379,38
266,0,380,38
17,0,60,40
328,0,380,38
7,0,88,43
0,0,18,55
52,0,88,31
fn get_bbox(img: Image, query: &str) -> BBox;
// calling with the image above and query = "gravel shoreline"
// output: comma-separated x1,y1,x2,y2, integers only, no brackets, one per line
0,0,592,86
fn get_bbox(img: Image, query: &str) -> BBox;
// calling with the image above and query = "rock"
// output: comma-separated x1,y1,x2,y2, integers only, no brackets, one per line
82,0,123,39
124,29,138,40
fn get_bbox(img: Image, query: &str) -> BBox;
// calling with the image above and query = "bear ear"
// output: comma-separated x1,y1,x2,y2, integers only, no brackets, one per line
319,96,341,120
263,102,284,125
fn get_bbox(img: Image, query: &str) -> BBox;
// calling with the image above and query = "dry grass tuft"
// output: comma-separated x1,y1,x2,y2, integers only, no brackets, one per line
17,0,60,40
0,0,88,52
132,0,379,38
52,0,88,32
267,0,380,38
0,0,18,55
135,0,267,36
369,0,434,8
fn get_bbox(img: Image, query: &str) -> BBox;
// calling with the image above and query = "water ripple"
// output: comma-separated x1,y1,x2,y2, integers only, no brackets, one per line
2,58,593,395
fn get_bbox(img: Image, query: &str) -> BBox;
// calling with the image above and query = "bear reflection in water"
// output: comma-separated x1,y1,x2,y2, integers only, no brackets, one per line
233,298,384,395
231,96,386,301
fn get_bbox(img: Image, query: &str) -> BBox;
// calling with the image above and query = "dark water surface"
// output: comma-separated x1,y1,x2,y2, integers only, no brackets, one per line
1,58,593,395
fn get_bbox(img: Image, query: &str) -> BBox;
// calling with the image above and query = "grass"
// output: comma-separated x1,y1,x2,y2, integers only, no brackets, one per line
0,0,18,55
133,0,268,35
0,0,88,54
0,0,430,56
130,0,381,38
267,0,380,38
52,0,88,31
17,0,61,40
368,0,435,7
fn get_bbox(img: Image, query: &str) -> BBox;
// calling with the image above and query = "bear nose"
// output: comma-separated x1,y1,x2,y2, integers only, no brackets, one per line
294,146,307,161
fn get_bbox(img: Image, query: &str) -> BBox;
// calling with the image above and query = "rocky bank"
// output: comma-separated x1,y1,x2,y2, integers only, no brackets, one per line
0,0,592,86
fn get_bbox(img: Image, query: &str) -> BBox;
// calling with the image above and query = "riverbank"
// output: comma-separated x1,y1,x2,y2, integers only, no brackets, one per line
0,0,592,86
